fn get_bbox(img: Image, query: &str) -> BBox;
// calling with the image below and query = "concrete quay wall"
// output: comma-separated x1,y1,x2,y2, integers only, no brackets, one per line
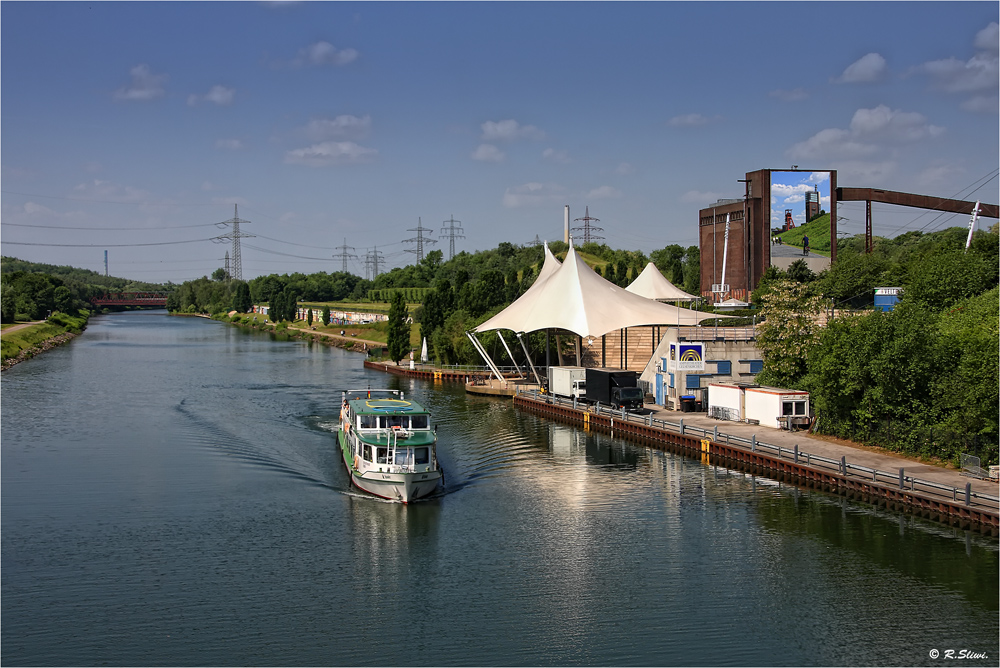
513,392,1000,535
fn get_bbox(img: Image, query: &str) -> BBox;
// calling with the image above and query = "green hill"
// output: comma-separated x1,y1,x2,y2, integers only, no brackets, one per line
777,213,831,253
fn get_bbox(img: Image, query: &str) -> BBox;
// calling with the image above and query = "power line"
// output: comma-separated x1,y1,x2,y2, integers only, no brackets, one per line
440,214,465,259
332,238,358,272
572,206,604,244
404,217,438,262
211,205,254,282
3,222,219,230
2,238,217,247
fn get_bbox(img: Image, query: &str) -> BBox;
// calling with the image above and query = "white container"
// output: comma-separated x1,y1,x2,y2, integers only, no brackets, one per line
708,382,745,422
547,366,587,399
744,387,809,429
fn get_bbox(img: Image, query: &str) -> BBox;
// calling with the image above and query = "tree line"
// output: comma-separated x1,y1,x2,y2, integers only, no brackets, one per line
755,225,998,465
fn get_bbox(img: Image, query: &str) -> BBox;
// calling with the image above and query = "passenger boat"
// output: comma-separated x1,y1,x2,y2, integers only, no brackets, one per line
338,389,443,503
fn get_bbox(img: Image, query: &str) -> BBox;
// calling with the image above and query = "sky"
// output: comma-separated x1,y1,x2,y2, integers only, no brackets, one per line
2,2,997,284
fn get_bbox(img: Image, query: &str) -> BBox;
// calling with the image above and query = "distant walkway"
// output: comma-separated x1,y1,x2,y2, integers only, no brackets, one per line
287,324,383,348
1,320,46,335
770,243,827,259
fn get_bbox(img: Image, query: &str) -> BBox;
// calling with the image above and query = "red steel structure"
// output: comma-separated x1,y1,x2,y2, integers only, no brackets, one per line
90,292,168,307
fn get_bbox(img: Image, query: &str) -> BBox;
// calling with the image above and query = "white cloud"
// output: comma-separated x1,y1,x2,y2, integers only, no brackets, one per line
974,22,999,52
73,179,150,203
202,181,218,191
915,163,965,189
769,88,809,102
113,64,167,101
284,141,377,166
849,105,944,142
586,185,621,199
542,148,571,164
305,115,371,141
787,105,943,161
834,53,888,83
912,22,998,112
481,119,544,142
502,182,566,208
188,85,236,107
471,144,505,162
616,162,635,175
22,201,56,216
961,94,999,113
216,139,243,150
293,41,359,67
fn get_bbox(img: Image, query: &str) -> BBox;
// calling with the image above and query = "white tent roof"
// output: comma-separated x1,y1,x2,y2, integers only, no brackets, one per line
476,243,724,338
625,262,697,301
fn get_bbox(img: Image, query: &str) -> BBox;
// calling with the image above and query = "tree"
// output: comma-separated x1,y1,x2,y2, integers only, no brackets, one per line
231,282,252,313
322,305,331,326
755,279,825,388
306,307,313,326
212,268,227,282
386,291,411,363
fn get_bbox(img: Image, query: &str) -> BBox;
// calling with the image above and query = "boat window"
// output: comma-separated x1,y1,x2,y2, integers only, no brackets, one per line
414,447,430,465
410,415,428,429
394,449,410,465
360,415,378,429
364,445,373,462
384,415,406,429
376,447,388,464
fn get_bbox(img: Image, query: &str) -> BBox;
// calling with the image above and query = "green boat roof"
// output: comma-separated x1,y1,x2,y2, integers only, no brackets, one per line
347,396,430,416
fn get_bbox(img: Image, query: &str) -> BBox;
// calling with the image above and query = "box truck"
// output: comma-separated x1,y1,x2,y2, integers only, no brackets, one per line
584,368,643,411
547,366,587,400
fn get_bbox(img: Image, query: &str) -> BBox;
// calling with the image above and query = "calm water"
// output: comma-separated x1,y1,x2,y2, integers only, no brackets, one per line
2,312,997,667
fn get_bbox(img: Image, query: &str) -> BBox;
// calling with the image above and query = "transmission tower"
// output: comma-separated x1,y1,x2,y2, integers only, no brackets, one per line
404,217,439,262
571,206,604,244
528,235,543,247
212,204,255,281
365,246,384,280
440,214,465,260
332,238,358,273
224,250,231,281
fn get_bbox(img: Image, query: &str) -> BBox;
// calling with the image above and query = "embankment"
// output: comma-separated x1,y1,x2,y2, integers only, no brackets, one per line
1,312,89,371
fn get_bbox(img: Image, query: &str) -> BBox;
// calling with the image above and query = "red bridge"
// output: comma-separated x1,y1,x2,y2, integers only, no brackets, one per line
90,292,169,308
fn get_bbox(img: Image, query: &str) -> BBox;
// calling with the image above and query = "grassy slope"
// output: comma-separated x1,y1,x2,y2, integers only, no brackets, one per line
0,312,88,362
777,213,832,253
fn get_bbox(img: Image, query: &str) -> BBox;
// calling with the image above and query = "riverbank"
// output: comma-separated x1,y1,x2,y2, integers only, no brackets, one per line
211,312,384,354
1,312,89,371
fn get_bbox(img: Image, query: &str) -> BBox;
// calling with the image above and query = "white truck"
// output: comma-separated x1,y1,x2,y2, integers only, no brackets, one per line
547,366,587,400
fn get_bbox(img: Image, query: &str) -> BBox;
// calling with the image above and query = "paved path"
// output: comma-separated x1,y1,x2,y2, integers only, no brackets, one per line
1,320,45,335
287,324,384,348
647,404,999,503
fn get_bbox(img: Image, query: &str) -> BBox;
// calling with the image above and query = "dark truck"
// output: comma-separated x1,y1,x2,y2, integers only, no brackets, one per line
584,368,644,411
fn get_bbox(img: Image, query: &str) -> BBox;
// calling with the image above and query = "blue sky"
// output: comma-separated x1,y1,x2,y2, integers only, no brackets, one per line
2,2,997,283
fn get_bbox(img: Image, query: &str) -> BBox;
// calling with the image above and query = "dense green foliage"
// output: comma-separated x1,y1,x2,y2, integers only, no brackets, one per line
1,267,93,322
386,292,411,363
755,225,999,465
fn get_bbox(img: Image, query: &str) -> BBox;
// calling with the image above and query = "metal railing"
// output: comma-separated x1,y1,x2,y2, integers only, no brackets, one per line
516,388,1000,511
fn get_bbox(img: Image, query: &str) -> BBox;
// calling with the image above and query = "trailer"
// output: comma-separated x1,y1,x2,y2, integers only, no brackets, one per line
547,366,587,400
708,383,810,430
584,368,643,411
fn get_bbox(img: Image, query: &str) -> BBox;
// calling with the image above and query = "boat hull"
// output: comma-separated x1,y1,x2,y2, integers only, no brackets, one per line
338,429,442,503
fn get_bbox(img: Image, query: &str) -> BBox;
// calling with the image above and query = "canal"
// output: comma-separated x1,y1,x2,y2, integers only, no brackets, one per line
2,312,997,666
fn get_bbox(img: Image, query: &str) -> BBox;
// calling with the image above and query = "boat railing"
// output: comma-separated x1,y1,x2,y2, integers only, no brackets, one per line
516,388,1000,512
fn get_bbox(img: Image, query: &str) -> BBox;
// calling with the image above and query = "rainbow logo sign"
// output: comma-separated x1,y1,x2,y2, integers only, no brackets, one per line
677,343,704,370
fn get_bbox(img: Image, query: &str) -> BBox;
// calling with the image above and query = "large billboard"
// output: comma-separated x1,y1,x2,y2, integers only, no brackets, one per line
769,171,833,231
